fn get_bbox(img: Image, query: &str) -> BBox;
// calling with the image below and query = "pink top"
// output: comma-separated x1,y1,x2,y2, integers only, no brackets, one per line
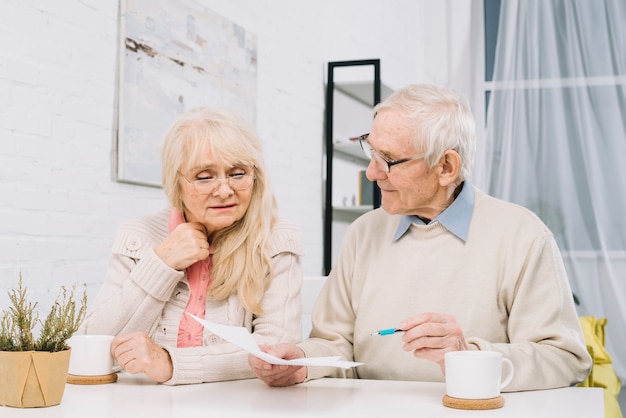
168,209,213,348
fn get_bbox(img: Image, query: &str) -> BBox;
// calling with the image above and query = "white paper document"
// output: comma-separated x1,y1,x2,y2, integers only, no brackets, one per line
187,313,362,369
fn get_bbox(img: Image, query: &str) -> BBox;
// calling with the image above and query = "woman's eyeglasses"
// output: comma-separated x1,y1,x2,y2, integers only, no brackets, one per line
179,172,256,194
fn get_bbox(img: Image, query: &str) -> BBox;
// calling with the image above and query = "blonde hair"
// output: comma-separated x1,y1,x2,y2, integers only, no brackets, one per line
160,107,279,315
374,84,476,181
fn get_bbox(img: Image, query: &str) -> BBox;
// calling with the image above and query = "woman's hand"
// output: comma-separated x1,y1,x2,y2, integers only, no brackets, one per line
111,332,174,383
248,343,308,387
154,222,210,270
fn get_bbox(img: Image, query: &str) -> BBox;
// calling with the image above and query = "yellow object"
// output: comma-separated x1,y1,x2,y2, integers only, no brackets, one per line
577,316,623,418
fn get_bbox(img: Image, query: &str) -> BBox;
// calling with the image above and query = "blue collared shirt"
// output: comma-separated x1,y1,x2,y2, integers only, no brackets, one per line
393,180,475,242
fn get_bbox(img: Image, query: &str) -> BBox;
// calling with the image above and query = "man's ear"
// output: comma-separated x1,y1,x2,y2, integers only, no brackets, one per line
438,150,461,186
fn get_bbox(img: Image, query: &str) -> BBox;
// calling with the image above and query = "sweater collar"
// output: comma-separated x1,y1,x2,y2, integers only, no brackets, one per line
393,180,475,242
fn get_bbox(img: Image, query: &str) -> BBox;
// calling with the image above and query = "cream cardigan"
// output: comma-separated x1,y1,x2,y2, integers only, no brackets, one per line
80,208,304,385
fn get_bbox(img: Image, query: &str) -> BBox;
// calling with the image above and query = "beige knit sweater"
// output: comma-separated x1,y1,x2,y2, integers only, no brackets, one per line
300,187,592,391
80,208,304,385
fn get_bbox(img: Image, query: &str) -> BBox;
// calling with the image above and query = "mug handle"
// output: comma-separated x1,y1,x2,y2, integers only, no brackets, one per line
500,358,514,389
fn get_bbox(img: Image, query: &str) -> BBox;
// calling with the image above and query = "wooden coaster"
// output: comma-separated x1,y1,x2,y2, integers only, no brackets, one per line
67,373,118,385
442,394,504,410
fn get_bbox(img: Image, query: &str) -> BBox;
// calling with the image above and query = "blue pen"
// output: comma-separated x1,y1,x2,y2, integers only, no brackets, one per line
370,328,403,336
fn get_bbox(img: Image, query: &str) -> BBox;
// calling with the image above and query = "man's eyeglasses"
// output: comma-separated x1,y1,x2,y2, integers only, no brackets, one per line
179,171,256,194
357,133,425,173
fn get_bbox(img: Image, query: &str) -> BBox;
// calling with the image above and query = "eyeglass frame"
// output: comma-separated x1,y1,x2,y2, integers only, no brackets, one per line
357,133,426,173
178,170,256,194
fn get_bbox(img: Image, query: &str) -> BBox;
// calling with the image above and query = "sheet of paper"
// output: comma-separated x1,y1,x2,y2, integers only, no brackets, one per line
187,313,362,369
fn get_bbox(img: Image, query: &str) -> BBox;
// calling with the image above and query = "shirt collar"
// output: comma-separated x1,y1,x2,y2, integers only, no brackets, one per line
168,207,186,233
393,180,475,242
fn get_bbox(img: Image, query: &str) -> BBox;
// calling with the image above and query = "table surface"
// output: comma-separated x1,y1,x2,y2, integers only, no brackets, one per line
2,373,603,417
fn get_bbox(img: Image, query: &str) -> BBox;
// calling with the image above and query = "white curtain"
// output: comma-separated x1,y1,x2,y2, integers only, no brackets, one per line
480,0,626,382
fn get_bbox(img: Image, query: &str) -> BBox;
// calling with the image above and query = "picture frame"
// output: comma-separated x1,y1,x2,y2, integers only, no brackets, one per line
116,0,258,186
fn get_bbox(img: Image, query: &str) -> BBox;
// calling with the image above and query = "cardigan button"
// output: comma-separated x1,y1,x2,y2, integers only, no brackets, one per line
126,236,142,251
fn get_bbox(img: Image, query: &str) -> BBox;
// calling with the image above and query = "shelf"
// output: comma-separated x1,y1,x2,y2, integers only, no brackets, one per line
335,81,394,107
333,141,369,162
324,59,386,275
333,205,373,215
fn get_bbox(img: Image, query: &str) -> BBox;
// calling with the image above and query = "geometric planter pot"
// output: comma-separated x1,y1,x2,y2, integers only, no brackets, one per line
0,349,71,408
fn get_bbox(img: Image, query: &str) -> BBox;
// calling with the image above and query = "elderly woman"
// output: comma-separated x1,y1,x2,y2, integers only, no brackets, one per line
80,107,303,385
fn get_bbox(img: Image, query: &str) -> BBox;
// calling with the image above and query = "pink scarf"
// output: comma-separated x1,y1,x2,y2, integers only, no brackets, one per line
168,209,213,348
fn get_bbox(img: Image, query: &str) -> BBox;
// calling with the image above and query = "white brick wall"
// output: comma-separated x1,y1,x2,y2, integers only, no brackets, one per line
0,0,477,312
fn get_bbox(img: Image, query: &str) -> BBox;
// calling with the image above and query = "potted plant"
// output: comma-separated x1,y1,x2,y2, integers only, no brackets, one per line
0,273,87,408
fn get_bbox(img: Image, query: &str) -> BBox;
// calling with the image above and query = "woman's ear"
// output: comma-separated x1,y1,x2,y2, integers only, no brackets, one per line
438,150,461,187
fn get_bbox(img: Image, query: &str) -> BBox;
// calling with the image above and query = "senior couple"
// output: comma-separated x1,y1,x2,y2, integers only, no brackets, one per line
79,83,591,391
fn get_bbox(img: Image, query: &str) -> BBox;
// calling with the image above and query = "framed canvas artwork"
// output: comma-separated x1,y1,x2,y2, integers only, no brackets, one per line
117,0,257,186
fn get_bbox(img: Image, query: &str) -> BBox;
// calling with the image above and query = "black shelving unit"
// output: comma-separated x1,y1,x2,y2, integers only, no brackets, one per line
323,59,383,275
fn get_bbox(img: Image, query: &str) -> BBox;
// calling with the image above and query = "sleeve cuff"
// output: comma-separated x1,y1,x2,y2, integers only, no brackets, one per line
130,250,184,302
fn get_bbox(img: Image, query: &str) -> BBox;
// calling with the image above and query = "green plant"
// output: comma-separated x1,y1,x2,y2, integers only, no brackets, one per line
0,273,87,352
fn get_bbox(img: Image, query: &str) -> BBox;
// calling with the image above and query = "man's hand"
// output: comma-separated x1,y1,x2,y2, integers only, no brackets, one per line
399,312,468,373
248,343,307,387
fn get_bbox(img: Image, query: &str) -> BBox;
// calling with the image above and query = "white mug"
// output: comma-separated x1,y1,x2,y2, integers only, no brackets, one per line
66,334,117,376
444,351,514,399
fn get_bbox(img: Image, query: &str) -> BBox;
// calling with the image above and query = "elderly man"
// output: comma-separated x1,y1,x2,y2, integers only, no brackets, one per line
249,83,591,391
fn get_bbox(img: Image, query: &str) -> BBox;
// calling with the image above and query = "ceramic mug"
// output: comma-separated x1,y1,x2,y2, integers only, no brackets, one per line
444,350,514,399
66,334,117,376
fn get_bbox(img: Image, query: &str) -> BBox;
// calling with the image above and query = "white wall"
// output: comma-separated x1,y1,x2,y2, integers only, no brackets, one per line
0,0,478,311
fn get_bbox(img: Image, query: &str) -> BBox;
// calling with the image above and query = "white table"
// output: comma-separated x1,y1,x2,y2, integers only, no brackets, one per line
2,373,603,417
